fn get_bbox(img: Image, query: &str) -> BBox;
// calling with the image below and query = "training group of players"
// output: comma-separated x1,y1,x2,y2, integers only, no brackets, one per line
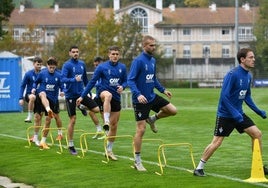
19,35,267,175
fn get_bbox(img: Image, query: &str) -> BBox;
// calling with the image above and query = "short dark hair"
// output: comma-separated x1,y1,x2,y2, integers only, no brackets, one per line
33,56,43,63
47,56,57,66
108,46,120,52
69,45,79,52
94,56,103,62
237,48,253,64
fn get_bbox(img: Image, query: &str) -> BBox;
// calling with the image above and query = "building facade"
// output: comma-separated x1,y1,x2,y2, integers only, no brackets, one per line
5,0,257,81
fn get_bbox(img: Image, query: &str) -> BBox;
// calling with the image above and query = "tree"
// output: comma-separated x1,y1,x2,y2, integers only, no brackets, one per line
116,14,143,67
253,0,268,77
84,8,121,66
0,24,43,57
184,0,209,7
0,0,15,38
0,26,17,52
52,28,85,68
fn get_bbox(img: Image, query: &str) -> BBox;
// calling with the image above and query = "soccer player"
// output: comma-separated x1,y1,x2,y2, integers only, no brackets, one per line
61,45,100,155
78,56,105,139
127,35,177,171
90,56,105,139
193,48,267,177
19,57,42,123
32,57,64,149
77,46,127,160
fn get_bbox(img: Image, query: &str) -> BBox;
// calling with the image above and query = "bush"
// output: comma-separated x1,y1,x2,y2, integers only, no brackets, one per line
161,80,198,88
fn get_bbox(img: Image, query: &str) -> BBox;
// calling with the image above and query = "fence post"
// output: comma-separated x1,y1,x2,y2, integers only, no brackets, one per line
121,91,133,109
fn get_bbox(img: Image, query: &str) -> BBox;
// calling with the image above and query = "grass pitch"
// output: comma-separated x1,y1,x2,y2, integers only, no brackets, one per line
1,88,268,187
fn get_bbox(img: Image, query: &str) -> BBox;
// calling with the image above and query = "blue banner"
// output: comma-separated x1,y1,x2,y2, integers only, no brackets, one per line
0,57,22,112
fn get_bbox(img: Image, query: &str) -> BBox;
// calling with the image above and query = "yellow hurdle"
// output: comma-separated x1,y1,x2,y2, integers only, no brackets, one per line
40,127,67,154
155,143,196,176
138,138,164,163
102,135,133,164
79,132,105,158
26,125,43,147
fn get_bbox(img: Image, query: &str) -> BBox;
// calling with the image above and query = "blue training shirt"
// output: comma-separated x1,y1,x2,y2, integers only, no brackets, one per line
61,58,88,99
217,65,265,122
33,68,63,104
19,69,39,99
127,52,165,104
81,60,127,102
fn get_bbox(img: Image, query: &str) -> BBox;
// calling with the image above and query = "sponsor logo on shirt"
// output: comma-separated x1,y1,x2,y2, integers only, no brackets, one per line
239,89,247,99
109,78,120,86
46,84,55,91
146,74,154,83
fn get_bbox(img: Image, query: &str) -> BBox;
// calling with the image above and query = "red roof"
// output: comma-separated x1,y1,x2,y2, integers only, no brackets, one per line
8,8,113,27
7,6,258,27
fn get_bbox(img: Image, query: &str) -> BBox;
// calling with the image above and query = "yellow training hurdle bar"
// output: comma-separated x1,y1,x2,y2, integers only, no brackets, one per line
40,127,67,154
102,135,134,163
79,132,105,158
26,125,43,147
155,143,196,176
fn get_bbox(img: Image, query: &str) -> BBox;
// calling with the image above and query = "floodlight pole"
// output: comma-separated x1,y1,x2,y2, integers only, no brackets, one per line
96,3,100,56
235,0,239,67
173,49,176,80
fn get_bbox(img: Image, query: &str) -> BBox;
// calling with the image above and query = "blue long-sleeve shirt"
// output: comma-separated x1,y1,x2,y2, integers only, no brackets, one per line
217,65,265,122
33,68,63,104
127,52,165,104
19,69,39,99
61,58,88,99
81,60,127,102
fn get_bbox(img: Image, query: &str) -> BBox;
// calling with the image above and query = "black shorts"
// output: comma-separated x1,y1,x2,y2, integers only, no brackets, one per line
24,94,30,103
214,114,255,136
34,95,60,115
46,98,60,115
94,97,103,112
33,95,42,114
94,97,121,112
66,95,98,117
133,94,169,121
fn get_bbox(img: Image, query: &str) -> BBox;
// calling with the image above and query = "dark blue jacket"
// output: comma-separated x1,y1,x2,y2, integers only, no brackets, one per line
127,52,165,104
217,65,266,122
81,60,127,102
61,58,88,99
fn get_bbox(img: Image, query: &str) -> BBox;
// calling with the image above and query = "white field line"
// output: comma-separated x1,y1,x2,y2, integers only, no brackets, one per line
1,133,268,187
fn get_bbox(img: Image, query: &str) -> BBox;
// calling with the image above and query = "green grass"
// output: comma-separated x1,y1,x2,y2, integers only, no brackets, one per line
1,88,268,187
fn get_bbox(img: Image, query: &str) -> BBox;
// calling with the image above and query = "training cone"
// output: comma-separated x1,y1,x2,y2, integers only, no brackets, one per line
244,139,268,183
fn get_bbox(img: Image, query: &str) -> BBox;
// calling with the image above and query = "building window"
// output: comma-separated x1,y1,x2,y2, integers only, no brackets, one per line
13,30,20,40
203,45,210,57
164,46,173,57
222,45,230,58
163,28,172,36
130,8,148,33
238,27,253,40
202,28,210,35
47,32,55,36
183,28,191,36
183,45,191,58
222,28,230,35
